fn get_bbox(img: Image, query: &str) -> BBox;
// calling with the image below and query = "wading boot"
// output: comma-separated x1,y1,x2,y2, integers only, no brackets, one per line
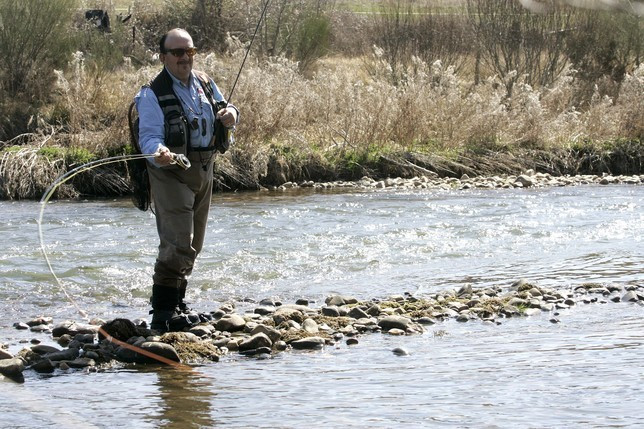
178,280,212,323
150,284,199,333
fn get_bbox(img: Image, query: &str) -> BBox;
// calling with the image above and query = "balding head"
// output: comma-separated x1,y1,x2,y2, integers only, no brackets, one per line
159,28,193,54
159,28,195,85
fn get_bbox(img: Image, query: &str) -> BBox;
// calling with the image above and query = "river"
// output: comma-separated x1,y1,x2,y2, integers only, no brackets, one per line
0,184,642,427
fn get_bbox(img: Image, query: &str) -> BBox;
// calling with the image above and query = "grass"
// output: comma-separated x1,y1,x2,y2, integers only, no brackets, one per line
0,0,642,199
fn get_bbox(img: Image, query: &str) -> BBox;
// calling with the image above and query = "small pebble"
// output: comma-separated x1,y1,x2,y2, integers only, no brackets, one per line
346,338,359,346
392,347,409,356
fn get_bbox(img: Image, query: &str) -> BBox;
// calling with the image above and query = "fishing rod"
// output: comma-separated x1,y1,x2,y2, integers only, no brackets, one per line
226,0,271,105
213,0,270,152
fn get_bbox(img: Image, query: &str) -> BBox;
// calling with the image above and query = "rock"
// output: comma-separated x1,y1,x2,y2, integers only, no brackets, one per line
239,346,272,356
442,308,459,317
73,333,96,344
321,306,340,317
456,314,469,323
13,322,29,330
622,291,639,302
524,308,542,317
189,325,213,338
160,332,201,343
325,296,345,306
378,315,411,331
250,325,282,343
254,306,275,316
392,347,409,356
65,357,96,368
457,284,473,297
52,321,98,338
366,305,381,316
238,333,272,352
346,338,359,346
45,348,79,362
295,298,309,306
291,337,326,350
515,175,535,187
549,318,560,324
272,307,305,325
31,344,61,355
29,324,50,333
225,339,240,352
210,309,226,320
388,328,406,335
325,295,358,306
415,317,436,325
0,349,12,360
219,303,235,313
30,359,55,374
274,341,288,351
57,334,72,347
302,319,319,334
508,297,527,307
84,351,100,360
27,317,53,327
0,358,25,377
138,342,181,363
98,318,138,341
259,298,278,307
215,314,246,332
348,307,369,319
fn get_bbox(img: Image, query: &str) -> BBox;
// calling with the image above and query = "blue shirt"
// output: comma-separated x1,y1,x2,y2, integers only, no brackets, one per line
134,68,230,167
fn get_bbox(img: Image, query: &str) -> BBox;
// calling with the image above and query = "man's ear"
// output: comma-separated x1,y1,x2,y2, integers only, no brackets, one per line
159,53,166,63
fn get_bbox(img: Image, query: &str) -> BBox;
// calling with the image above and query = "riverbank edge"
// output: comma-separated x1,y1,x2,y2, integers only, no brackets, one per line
1,279,642,383
0,140,642,200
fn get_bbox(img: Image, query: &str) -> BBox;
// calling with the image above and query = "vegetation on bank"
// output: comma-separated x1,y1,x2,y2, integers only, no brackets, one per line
0,0,642,199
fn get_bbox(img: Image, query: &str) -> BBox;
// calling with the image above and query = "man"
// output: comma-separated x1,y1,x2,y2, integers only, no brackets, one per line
135,28,238,332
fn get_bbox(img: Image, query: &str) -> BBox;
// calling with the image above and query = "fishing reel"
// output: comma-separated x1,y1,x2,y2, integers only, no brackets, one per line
171,153,191,170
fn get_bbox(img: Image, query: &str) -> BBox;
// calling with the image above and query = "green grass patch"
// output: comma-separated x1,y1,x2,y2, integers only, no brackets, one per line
37,146,96,166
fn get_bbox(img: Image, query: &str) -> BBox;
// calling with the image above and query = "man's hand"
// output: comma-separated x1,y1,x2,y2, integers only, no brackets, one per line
216,107,237,128
155,146,174,166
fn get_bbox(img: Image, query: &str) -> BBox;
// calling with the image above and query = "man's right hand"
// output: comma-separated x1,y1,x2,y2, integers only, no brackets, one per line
155,146,174,166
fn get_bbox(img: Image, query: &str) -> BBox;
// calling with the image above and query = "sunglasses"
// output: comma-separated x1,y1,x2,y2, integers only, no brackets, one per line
164,47,197,57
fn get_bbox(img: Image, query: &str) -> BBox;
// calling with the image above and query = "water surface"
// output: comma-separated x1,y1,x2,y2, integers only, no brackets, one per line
0,184,642,427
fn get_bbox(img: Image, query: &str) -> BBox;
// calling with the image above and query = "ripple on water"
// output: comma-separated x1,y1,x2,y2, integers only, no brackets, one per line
0,186,642,427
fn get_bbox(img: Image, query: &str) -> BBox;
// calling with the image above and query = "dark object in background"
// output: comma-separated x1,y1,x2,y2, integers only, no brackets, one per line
85,9,110,32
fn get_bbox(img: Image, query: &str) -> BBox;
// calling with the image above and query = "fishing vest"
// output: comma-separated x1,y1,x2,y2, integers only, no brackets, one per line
128,68,230,158
126,68,230,211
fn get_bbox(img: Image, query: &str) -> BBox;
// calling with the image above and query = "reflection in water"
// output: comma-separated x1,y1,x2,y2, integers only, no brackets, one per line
146,367,217,429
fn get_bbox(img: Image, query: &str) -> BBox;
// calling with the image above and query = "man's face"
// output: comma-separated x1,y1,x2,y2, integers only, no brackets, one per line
161,31,194,83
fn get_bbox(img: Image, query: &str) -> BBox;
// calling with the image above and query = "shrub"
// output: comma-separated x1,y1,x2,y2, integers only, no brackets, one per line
0,0,77,99
295,14,331,73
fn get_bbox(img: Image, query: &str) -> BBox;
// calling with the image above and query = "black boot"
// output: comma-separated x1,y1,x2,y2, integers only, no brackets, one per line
178,281,212,322
150,284,199,333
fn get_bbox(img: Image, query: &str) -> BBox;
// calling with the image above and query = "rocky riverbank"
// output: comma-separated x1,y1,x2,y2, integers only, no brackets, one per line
273,171,644,192
1,280,642,383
